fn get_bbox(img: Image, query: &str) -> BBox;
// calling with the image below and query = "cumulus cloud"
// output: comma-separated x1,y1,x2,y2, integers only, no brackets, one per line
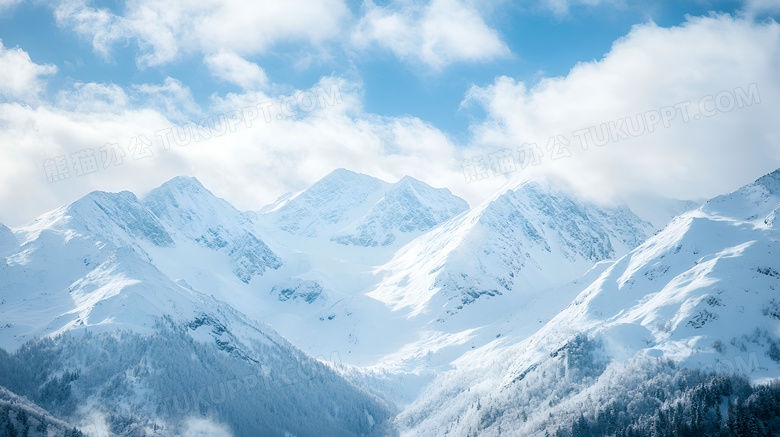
0,73,498,226
463,14,780,203
204,52,269,91
56,82,128,113
132,77,201,123
0,40,57,102
53,1,130,62
2,14,779,229
352,0,510,69
54,0,351,67
743,0,780,15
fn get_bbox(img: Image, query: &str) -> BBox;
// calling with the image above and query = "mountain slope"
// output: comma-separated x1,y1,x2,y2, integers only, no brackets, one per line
261,168,389,239
0,223,18,256
398,169,780,437
142,176,282,283
369,179,653,318
332,176,469,247
259,169,469,250
0,385,86,437
0,186,394,436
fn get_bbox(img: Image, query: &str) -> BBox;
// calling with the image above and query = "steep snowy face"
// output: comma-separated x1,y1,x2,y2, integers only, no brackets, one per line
0,224,17,256
332,176,469,247
0,229,394,436
0,222,266,353
142,176,282,282
399,169,780,437
260,168,469,251
370,179,653,316
143,176,247,246
704,168,780,224
21,190,174,250
561,168,780,363
263,168,390,238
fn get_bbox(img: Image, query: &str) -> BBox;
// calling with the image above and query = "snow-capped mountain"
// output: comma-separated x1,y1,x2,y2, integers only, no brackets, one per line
259,168,469,250
397,169,780,436
0,181,392,436
332,175,470,247
142,176,283,283
260,168,389,239
13,180,283,286
7,166,774,437
370,179,653,318
0,223,17,256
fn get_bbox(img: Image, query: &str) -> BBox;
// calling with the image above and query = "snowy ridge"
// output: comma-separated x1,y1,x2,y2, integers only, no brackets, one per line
332,176,469,247
22,190,174,250
260,168,469,250
0,223,17,256
369,179,653,317
261,168,390,239
142,176,282,282
398,168,780,436
0,180,394,435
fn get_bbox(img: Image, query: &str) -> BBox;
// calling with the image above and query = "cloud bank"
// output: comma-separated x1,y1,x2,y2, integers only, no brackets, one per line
0,13,778,230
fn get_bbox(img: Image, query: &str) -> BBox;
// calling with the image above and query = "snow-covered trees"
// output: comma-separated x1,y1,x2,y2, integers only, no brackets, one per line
0,321,393,436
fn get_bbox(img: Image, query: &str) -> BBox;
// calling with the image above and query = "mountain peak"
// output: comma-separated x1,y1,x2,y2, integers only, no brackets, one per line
153,175,209,195
320,168,383,185
58,189,174,247
76,189,138,206
330,175,469,248
143,176,231,214
753,167,780,194
261,169,389,238
391,175,456,198
705,167,780,222
0,223,17,255
396,175,421,185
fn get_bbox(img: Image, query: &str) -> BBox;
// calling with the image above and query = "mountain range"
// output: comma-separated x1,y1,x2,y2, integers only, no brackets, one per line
1,167,778,436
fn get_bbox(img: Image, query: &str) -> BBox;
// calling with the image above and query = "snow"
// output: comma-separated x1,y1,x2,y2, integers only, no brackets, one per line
2,165,778,436
0,170,661,374
369,179,652,318
396,168,780,436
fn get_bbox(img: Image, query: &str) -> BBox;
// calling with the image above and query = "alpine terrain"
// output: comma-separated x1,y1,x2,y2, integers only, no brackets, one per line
1,168,778,436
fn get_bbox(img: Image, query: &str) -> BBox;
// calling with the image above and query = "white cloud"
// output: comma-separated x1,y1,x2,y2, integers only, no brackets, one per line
463,14,780,203
204,52,269,91
352,0,510,69
53,1,129,62
132,77,201,123
54,0,351,67
0,75,498,226
2,14,779,228
743,0,780,15
0,0,22,13
56,82,128,113
0,40,57,102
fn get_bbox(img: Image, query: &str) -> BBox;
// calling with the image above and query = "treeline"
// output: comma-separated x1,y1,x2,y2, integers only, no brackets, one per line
0,319,394,436
0,396,85,437
553,370,780,437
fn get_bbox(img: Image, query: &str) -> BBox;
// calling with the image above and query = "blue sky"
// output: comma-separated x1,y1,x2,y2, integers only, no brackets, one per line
0,0,760,137
0,0,779,225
